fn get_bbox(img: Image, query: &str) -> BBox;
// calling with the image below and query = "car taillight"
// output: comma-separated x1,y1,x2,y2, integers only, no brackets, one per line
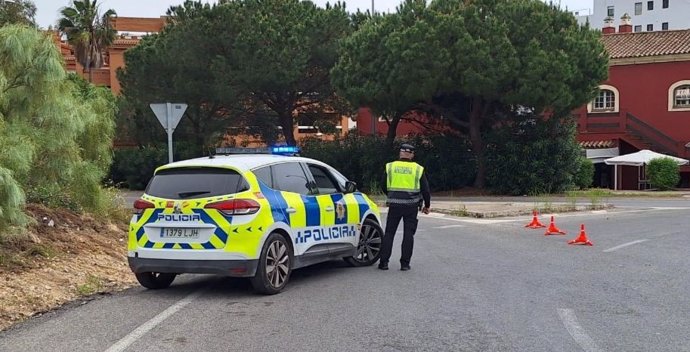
133,199,155,215
205,199,261,216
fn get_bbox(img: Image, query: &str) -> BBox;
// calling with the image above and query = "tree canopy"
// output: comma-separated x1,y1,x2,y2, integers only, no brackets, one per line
58,0,117,82
0,0,36,27
118,0,352,148
333,0,608,187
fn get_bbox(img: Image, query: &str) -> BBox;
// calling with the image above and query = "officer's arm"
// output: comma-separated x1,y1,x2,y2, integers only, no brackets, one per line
421,171,431,208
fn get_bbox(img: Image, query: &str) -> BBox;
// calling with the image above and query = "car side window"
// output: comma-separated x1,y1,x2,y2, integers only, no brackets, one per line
253,166,273,188
272,162,311,195
307,164,340,194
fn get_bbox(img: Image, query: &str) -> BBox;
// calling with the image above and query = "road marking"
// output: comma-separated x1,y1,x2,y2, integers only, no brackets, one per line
105,288,206,352
434,224,465,229
557,308,603,352
603,239,649,253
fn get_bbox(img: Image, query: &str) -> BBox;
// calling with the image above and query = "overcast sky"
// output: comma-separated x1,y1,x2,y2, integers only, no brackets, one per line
35,0,594,29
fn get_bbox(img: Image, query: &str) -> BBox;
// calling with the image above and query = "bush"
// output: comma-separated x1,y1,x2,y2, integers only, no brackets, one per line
0,26,118,232
485,114,581,195
573,157,594,190
300,133,476,193
647,158,680,190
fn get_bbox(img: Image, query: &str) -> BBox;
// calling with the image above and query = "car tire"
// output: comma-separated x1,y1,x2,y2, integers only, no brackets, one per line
344,218,383,267
250,233,292,295
135,272,176,289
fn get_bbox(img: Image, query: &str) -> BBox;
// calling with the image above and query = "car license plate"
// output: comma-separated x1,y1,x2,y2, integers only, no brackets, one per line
160,228,200,239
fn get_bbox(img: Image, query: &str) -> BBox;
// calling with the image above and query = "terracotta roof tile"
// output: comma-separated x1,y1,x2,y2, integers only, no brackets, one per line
113,39,140,46
602,29,690,59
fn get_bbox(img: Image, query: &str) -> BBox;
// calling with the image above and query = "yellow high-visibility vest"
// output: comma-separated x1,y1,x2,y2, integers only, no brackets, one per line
386,161,424,192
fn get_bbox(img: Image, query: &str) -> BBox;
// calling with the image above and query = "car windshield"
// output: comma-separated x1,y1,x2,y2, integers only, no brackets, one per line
146,167,246,199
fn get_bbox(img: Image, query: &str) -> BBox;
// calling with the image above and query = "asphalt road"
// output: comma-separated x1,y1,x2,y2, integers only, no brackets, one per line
2,205,690,351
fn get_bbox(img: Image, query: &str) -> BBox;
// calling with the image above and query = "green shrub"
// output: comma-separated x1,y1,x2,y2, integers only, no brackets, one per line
647,158,680,190
0,26,118,232
300,133,476,193
485,114,581,195
573,157,594,190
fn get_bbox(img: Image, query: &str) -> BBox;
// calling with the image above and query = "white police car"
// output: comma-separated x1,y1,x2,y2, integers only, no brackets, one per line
128,146,383,294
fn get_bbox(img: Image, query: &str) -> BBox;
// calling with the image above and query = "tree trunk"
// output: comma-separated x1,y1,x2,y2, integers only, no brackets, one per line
279,112,296,146
385,113,401,148
86,56,93,83
470,97,486,189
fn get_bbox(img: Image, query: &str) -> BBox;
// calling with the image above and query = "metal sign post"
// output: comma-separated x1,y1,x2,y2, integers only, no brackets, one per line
150,103,188,163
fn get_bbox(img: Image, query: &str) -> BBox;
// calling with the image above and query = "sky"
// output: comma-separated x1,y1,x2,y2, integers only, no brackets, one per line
35,0,594,29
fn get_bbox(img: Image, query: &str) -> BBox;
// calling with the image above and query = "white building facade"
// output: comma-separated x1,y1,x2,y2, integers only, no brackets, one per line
577,0,690,31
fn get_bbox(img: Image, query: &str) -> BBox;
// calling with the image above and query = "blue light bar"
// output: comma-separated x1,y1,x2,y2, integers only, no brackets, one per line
271,146,300,155
215,147,271,154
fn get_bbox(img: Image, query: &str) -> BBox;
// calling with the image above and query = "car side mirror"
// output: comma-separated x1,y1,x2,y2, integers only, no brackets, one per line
344,181,357,193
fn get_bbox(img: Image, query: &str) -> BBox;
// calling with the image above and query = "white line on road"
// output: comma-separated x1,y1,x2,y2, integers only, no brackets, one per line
434,224,465,229
603,239,649,253
558,308,603,352
105,288,206,352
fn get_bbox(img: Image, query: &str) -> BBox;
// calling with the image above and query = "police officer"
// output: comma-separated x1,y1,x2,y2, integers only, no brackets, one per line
378,143,430,271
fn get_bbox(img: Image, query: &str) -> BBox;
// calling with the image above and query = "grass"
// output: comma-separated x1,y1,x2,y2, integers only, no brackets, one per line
565,188,686,198
76,275,104,296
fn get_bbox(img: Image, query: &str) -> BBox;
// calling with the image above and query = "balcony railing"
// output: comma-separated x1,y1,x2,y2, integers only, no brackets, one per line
579,110,687,158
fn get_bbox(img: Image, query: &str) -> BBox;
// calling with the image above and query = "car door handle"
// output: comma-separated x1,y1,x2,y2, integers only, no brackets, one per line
286,208,297,214
325,206,334,212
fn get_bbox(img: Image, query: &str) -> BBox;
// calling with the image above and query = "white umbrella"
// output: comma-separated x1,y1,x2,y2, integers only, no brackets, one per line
604,149,689,190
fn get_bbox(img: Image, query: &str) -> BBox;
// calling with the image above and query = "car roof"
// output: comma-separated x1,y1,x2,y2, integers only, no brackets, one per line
157,154,330,173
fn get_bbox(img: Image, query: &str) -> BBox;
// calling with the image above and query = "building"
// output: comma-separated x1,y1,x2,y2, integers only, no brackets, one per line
53,16,166,94
577,0,690,31
576,16,690,189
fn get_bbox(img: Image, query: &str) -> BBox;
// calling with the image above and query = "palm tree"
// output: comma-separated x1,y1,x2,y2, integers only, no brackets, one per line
57,0,116,83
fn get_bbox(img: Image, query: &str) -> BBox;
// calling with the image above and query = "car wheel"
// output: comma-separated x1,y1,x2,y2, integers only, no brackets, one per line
250,233,292,295
135,272,176,289
344,218,382,267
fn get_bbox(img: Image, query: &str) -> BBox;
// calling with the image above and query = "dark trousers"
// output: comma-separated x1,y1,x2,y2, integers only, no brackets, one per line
380,204,418,266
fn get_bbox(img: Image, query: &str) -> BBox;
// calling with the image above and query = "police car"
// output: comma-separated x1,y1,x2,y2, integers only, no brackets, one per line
128,146,383,294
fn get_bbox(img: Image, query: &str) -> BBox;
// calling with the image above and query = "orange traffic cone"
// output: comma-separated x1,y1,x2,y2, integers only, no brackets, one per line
525,210,546,228
568,224,593,246
544,216,566,235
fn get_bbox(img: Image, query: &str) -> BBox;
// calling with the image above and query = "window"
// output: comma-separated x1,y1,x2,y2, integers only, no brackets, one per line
668,81,690,111
253,166,273,188
592,89,616,112
647,1,654,10
634,25,642,32
146,168,246,199
674,85,690,108
647,24,654,31
663,0,669,8
607,6,614,16
635,2,642,15
307,164,340,194
272,162,311,195
662,22,669,30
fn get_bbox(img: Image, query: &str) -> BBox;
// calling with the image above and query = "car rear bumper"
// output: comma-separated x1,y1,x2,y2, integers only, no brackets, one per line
128,257,259,277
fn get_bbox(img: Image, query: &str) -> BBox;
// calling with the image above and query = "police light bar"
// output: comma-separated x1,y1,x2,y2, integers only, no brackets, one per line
213,146,300,156
271,146,300,155
215,147,271,154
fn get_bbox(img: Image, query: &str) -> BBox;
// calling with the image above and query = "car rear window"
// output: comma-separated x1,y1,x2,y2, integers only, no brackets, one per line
146,167,248,199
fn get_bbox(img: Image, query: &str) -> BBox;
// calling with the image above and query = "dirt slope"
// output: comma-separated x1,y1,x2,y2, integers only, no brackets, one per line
0,205,136,331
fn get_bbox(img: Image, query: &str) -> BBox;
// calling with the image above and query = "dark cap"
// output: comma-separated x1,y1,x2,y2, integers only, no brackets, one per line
399,143,415,152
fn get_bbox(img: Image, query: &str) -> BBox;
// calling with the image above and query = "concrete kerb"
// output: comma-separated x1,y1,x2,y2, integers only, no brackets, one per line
374,200,614,219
